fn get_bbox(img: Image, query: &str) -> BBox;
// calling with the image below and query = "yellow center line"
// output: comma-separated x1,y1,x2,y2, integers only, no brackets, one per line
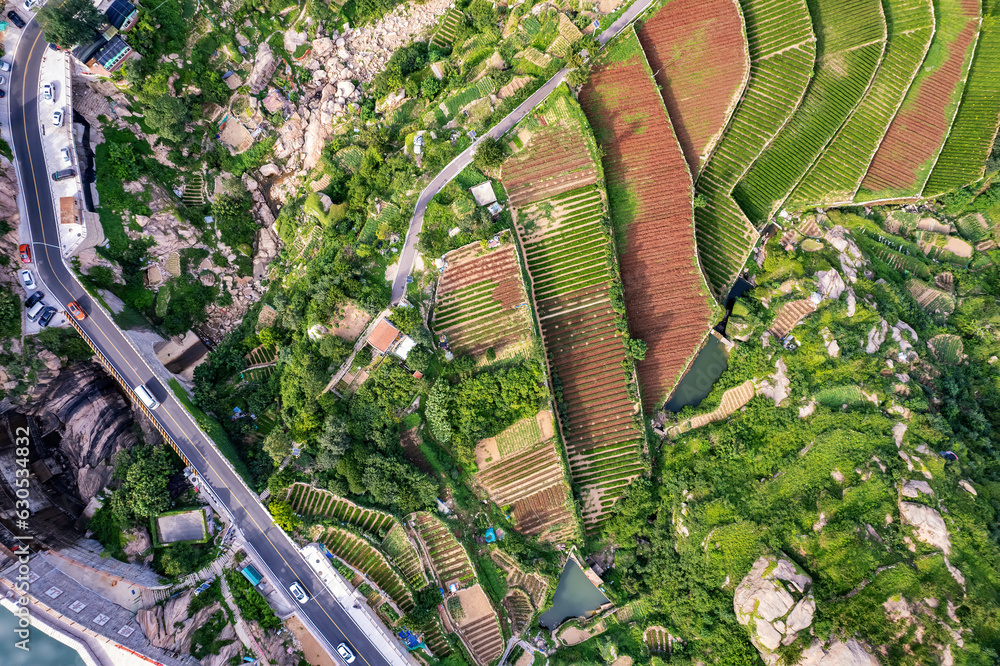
18,27,377,666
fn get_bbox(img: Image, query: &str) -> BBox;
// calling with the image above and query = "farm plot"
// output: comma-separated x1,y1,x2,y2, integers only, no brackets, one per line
769,299,818,338
734,0,888,222
907,280,956,315
475,418,579,543
636,0,749,175
789,0,935,207
432,8,463,47
579,29,717,411
413,512,476,589
320,526,415,611
491,550,549,607
924,18,1000,196
515,186,646,529
453,585,504,665
380,524,428,589
286,483,394,535
503,94,599,206
689,0,816,296
860,0,983,199
432,240,532,359
507,91,646,531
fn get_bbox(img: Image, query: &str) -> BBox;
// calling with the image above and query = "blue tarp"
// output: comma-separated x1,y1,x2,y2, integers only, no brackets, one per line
484,527,496,543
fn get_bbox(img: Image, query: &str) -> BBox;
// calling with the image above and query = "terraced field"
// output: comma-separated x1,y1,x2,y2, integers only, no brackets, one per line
319,526,415,611
734,0,888,222
491,550,549,607
924,16,1000,196
505,88,646,531
432,7,463,47
286,483,395,535
412,512,476,589
789,0,935,206
475,412,579,543
515,186,646,529
503,94,599,206
636,0,749,175
579,29,717,411
689,0,816,296
860,0,983,199
432,239,532,359
453,585,504,665
380,523,428,589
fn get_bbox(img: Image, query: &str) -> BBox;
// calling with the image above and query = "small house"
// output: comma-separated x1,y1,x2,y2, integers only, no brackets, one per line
367,319,402,355
470,181,497,206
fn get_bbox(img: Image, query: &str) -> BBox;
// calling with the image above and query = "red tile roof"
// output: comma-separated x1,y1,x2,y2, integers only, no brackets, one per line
367,319,400,354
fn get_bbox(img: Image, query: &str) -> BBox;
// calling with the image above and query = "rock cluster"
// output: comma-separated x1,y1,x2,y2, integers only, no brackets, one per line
137,588,240,666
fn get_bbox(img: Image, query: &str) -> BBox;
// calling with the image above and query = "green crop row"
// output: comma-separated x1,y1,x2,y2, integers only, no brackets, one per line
735,36,885,222
790,0,934,207
924,17,1000,195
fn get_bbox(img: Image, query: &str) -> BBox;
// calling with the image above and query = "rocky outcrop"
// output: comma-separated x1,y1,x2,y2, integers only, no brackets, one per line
137,589,241,666
25,363,139,499
899,501,950,555
734,556,815,658
799,638,879,666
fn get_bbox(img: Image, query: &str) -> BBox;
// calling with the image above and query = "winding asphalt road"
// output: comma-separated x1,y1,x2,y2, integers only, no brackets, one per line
9,20,401,666
389,0,655,303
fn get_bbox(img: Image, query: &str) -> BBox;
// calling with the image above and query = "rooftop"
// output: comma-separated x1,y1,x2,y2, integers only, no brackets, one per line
367,319,401,354
470,181,498,206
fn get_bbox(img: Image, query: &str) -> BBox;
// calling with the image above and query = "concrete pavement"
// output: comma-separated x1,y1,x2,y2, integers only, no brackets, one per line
389,0,657,303
8,19,412,666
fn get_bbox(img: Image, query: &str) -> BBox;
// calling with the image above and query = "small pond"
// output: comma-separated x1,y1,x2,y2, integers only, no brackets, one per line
538,559,609,630
663,335,730,413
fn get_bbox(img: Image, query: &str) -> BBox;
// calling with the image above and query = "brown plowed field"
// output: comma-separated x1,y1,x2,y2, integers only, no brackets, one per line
579,51,715,412
861,0,981,194
637,0,749,175
503,124,598,206
432,238,532,358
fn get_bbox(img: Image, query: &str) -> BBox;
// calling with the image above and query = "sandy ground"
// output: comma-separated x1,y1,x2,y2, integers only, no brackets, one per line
537,409,554,440
331,301,372,341
455,584,494,627
285,615,337,666
475,435,500,467
515,650,535,666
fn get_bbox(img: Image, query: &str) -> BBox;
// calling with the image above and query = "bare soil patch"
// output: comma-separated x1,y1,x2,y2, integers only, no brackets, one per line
330,301,372,341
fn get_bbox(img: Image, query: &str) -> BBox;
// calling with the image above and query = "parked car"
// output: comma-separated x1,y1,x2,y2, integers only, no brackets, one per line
38,306,56,327
18,244,30,263
51,168,74,181
42,84,51,101
0,61,11,72
22,0,36,11
66,301,86,321
288,582,308,604
7,11,26,29
61,147,71,164
336,644,356,664
0,76,7,85
0,90,8,99
26,298,45,321
52,109,62,126
20,270,34,289
48,43,58,51
24,291,42,309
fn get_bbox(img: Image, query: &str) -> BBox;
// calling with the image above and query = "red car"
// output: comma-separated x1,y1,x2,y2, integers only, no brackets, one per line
66,301,86,321
18,244,30,263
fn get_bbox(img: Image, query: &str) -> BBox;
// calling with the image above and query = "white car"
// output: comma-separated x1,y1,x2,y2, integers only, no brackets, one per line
23,0,36,10
20,270,34,289
336,643,356,664
61,147,71,164
52,110,62,127
42,84,51,101
0,62,11,73
0,76,6,86
288,582,308,604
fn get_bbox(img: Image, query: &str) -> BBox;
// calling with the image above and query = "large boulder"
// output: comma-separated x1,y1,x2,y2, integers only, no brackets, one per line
899,501,950,555
734,556,815,660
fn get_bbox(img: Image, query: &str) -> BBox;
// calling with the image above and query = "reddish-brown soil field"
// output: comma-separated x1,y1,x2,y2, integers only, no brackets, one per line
637,0,749,175
861,0,981,194
579,54,716,412
431,240,531,357
503,124,598,205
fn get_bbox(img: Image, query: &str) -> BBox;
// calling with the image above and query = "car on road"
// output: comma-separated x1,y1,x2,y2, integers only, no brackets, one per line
288,582,308,604
24,291,42,309
38,306,56,328
66,301,86,321
18,244,30,263
21,270,34,289
7,11,26,29
42,84,51,101
51,168,74,181
336,643,356,663
52,109,62,126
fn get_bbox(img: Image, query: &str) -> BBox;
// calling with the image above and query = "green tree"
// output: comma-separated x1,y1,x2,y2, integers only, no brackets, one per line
37,0,104,48
268,499,300,532
111,445,173,522
389,305,422,335
473,137,505,171
0,286,21,338
143,95,191,144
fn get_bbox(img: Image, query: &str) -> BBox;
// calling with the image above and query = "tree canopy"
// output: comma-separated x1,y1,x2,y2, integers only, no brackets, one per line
37,0,104,48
